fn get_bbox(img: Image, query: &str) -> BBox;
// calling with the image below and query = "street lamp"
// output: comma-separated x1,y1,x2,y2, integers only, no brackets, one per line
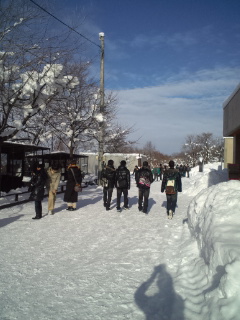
98,32,105,185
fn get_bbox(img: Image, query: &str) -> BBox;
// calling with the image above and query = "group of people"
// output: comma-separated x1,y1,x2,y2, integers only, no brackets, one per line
29,160,82,220
151,163,190,181
101,159,182,218
29,158,183,220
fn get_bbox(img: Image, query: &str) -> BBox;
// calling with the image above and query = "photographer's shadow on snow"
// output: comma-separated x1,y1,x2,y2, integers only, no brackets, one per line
135,264,184,320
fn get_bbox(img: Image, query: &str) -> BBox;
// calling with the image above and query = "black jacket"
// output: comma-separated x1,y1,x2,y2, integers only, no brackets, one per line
115,165,130,189
161,168,182,193
29,168,48,201
135,166,154,189
64,165,82,203
101,165,116,188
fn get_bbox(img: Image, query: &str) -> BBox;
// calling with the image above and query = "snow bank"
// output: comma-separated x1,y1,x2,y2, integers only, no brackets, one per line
183,162,228,197
186,164,240,320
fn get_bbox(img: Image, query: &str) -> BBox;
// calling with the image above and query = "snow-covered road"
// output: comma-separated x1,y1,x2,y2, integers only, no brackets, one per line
0,176,209,320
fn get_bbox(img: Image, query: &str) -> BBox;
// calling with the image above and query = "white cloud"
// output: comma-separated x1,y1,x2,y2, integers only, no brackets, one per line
115,67,240,154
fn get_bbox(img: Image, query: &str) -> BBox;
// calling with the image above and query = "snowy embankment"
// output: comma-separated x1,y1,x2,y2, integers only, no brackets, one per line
1,162,240,320
183,163,240,320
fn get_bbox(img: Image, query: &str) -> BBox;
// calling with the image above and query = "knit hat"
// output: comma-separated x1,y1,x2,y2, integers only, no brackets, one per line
51,162,59,170
108,159,114,166
169,160,175,168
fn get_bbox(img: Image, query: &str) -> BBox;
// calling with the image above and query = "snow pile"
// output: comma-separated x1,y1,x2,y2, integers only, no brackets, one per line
186,167,240,320
182,162,228,197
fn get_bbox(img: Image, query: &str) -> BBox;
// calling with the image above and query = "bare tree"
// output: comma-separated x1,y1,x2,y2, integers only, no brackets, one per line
182,133,224,165
104,123,136,153
0,0,81,148
182,134,201,166
28,62,99,157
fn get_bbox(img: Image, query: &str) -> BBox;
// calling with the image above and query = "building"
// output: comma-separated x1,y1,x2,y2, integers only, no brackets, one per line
223,83,240,168
28,151,88,181
0,141,49,193
80,153,147,175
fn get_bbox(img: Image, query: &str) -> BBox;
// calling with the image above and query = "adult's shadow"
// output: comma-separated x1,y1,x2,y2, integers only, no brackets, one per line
129,196,138,207
135,264,184,320
78,195,103,207
148,198,157,211
0,214,24,228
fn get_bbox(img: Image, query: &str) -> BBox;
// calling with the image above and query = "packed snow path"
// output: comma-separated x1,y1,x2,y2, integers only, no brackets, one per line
0,177,209,320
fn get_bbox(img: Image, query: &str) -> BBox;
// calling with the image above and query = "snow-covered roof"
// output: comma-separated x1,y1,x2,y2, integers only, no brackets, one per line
223,83,240,108
80,152,146,157
2,141,49,153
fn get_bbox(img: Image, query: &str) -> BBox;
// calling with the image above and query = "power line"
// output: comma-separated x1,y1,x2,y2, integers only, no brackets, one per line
29,0,101,49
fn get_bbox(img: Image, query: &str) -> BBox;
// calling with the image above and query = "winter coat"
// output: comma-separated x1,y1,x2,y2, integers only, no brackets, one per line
136,166,154,189
46,167,61,192
161,168,182,193
64,165,82,203
29,168,48,201
100,165,116,189
115,165,131,189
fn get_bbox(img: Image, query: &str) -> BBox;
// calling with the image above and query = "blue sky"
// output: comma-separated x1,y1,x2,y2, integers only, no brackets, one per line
51,0,240,154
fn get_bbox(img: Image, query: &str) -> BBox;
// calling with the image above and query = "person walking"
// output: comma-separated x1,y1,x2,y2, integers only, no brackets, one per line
135,161,154,214
64,160,82,211
46,162,61,215
100,159,116,211
161,160,182,219
157,166,161,181
153,166,158,181
115,160,130,212
159,164,164,180
29,162,48,220
186,164,191,178
132,165,139,176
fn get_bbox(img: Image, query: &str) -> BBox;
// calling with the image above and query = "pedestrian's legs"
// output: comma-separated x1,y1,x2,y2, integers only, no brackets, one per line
171,193,178,213
117,188,122,209
103,187,108,206
138,188,143,210
67,202,76,210
35,200,42,218
123,188,129,208
166,193,178,214
166,194,171,214
48,191,56,211
67,202,73,208
143,188,150,212
107,188,113,209
72,202,77,209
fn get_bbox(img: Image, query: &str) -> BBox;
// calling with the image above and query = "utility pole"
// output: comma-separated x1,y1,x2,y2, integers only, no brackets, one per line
98,32,105,185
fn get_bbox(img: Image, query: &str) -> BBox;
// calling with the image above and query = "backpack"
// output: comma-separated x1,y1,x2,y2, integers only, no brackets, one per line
165,174,177,194
139,171,151,188
116,171,128,188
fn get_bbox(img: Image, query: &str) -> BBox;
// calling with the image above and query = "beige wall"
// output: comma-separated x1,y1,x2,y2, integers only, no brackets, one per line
224,137,234,168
